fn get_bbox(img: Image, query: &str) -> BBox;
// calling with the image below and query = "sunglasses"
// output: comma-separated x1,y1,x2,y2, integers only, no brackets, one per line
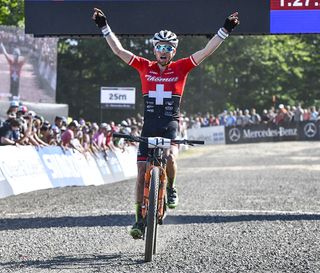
155,44,175,53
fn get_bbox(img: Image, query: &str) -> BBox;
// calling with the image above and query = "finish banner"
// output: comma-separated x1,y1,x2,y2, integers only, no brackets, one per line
225,121,320,144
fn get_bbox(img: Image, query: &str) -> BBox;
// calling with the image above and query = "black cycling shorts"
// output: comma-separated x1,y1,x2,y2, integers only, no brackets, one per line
137,119,178,162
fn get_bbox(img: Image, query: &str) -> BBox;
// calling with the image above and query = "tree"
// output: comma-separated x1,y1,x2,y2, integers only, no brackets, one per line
0,0,24,27
57,34,320,122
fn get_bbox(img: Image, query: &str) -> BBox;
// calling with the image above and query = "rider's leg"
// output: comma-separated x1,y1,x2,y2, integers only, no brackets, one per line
130,161,146,239
130,136,148,238
166,145,179,208
166,145,179,187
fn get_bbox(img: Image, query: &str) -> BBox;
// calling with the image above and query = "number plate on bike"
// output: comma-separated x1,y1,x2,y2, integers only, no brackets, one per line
148,137,171,149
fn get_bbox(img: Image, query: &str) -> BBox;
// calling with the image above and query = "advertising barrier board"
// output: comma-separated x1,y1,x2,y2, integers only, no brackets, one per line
225,121,320,144
187,126,225,145
0,146,138,199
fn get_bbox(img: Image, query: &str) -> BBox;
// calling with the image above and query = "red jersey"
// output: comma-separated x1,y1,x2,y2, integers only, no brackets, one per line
129,55,197,120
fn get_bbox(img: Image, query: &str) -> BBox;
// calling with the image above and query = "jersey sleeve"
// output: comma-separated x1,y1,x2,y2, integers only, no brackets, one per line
175,56,198,74
128,55,151,73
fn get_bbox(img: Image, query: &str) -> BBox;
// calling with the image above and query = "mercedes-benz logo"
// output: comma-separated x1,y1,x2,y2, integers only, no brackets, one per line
304,122,317,138
229,128,241,142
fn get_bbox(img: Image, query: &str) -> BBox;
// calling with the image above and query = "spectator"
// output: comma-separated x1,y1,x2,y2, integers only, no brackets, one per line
61,120,79,148
226,111,236,127
274,104,291,125
293,105,304,122
310,106,318,121
303,108,311,121
0,118,20,145
235,110,244,126
261,109,270,124
242,109,251,126
39,121,53,144
93,123,109,150
250,108,261,125
6,100,19,115
208,114,219,126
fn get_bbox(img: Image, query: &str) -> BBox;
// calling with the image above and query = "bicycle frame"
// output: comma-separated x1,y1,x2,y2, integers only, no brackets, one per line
141,147,168,223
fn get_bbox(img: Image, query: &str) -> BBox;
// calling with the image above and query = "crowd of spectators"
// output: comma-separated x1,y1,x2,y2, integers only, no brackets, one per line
186,104,320,129
0,101,143,154
1,101,319,150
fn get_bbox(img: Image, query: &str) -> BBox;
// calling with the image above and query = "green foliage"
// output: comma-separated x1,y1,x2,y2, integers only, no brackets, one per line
57,34,320,122
0,0,24,27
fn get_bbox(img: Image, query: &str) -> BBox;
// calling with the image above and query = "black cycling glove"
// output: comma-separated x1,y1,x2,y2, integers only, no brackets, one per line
223,13,240,33
93,8,107,29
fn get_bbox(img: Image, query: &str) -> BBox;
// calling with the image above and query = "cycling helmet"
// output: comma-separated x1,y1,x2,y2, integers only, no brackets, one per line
13,48,21,56
152,30,179,48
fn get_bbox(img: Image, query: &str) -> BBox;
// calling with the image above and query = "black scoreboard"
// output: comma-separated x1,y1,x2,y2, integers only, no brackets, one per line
25,0,320,36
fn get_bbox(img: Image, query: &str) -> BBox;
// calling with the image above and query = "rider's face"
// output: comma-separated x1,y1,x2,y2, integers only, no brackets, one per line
154,43,176,66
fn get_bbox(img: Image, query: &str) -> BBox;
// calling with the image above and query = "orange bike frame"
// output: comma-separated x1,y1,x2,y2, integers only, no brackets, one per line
141,164,167,221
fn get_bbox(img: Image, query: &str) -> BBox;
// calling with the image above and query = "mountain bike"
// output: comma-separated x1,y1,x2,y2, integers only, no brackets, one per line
113,132,204,262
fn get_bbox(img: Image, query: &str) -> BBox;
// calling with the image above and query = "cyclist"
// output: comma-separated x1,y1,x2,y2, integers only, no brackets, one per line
92,8,240,239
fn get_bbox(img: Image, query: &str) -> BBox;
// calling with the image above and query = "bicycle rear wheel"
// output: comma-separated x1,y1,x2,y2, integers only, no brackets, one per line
145,167,159,262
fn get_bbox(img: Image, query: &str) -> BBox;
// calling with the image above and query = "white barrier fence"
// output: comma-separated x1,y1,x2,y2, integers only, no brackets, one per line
0,146,138,199
0,127,225,199
187,126,225,145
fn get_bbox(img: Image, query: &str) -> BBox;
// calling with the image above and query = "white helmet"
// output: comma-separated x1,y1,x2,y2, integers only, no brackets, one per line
152,30,179,48
13,48,21,56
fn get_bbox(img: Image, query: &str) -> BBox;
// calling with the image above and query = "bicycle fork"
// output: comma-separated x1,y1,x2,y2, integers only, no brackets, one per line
141,165,167,224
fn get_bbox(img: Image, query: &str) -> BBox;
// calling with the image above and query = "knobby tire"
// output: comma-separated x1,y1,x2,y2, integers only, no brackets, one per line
145,167,159,262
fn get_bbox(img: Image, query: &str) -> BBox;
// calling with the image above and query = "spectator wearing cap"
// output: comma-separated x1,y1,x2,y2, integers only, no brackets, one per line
6,100,19,115
0,118,20,146
275,104,291,125
16,105,28,118
261,109,270,124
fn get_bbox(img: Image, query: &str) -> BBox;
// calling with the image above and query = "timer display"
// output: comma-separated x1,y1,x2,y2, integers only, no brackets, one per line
270,0,320,33
271,0,320,9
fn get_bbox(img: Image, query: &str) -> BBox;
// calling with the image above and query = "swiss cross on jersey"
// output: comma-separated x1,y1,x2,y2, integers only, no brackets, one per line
149,84,172,105
129,55,197,120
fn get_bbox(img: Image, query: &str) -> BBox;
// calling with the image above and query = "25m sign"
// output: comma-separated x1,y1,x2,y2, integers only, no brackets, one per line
100,87,136,109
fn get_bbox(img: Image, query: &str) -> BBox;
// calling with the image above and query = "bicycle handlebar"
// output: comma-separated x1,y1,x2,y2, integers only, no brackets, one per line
112,132,204,147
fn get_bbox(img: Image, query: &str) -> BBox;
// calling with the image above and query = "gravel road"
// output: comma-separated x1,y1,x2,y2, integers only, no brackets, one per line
0,141,320,273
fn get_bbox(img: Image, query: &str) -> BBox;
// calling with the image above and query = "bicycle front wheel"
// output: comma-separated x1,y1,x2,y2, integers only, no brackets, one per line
145,167,160,262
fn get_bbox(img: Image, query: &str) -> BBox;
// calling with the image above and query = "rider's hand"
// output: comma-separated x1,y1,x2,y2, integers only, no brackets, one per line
223,12,240,33
92,8,107,28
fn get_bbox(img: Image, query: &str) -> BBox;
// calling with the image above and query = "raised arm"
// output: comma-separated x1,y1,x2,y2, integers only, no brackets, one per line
192,12,240,65
92,8,133,64
0,42,12,63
